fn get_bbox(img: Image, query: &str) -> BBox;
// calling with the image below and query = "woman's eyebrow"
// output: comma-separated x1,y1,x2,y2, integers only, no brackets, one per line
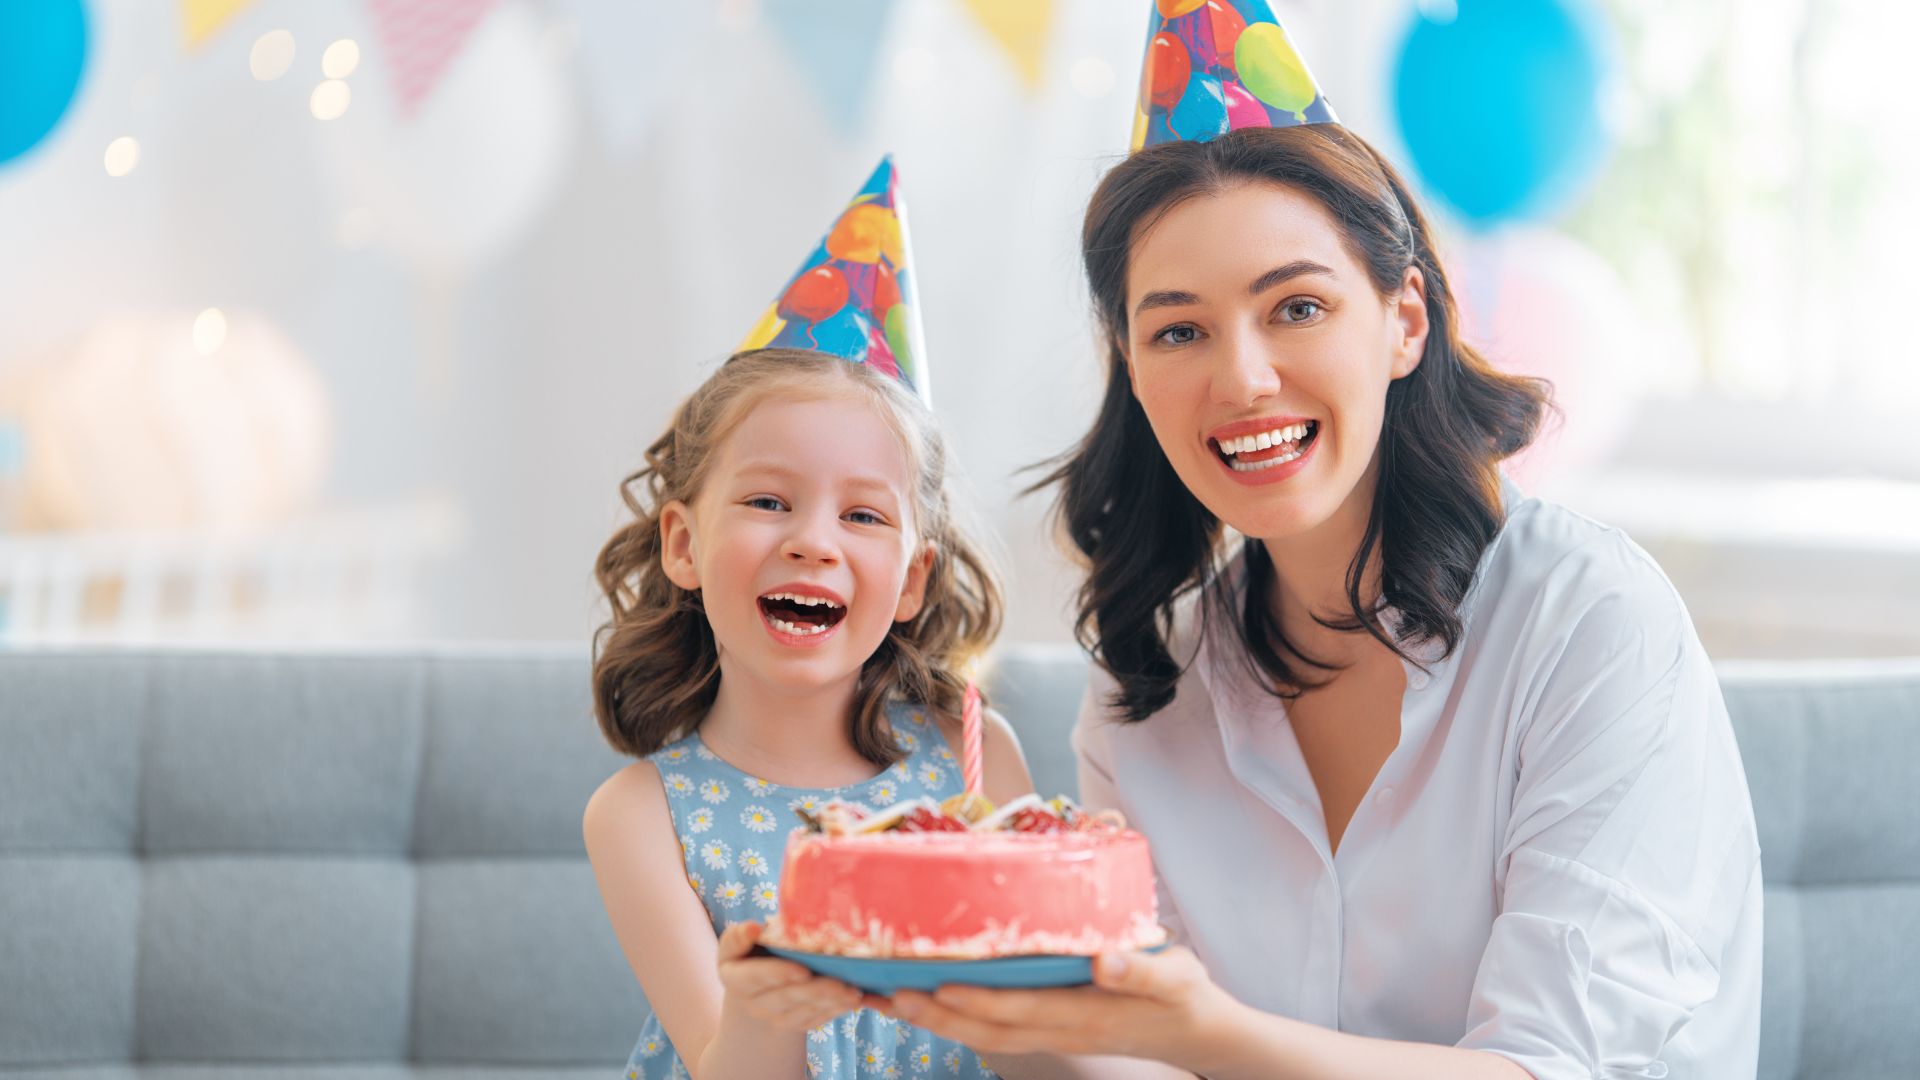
1134,289,1200,317
1133,260,1337,318
1248,259,1336,296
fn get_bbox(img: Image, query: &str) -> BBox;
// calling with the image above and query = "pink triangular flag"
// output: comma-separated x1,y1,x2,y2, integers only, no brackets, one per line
367,0,497,117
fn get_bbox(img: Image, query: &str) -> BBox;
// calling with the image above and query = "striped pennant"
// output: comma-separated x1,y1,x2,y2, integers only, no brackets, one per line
366,0,498,117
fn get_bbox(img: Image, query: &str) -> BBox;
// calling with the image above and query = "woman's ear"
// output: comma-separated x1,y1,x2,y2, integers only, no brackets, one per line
1390,266,1430,380
659,500,700,591
893,541,937,623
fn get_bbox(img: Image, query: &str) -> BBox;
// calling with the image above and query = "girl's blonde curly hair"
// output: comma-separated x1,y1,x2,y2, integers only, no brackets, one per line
591,349,1003,766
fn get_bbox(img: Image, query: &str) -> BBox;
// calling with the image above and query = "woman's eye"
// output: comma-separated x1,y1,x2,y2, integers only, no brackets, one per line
1279,299,1322,324
1153,324,1201,347
745,496,786,512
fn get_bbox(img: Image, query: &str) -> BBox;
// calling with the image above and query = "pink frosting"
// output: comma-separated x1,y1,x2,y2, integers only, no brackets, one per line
762,829,1167,959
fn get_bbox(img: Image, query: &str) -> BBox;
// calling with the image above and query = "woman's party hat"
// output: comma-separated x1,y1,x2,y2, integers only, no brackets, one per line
739,156,930,403
1131,0,1338,151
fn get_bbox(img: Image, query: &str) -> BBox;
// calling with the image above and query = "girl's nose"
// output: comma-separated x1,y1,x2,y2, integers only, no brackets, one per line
780,514,841,565
1211,329,1283,407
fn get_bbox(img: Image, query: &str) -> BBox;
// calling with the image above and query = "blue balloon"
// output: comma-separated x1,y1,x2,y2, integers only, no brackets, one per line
1169,72,1230,144
1391,0,1612,225
0,0,90,168
804,305,873,361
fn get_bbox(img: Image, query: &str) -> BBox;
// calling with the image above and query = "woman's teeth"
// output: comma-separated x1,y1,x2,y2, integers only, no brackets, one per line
1215,422,1316,472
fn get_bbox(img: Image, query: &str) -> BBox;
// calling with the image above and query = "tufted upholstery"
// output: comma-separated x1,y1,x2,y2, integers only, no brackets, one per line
3,647,1918,1078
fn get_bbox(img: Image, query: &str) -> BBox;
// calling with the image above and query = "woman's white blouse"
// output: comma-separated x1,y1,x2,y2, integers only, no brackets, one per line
1073,484,1763,1080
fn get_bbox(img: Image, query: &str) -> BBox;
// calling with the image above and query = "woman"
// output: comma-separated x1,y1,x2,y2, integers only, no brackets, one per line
874,8,1762,1079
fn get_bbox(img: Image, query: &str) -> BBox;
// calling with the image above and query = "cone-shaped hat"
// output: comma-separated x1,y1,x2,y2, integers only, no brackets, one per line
1131,0,1337,151
738,156,929,403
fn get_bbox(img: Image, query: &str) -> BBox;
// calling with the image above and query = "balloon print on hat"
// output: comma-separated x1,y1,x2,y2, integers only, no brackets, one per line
0,0,90,169
1132,0,1337,151
738,156,930,403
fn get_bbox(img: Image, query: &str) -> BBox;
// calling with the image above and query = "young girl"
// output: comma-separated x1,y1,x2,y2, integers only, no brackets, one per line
583,347,1034,1080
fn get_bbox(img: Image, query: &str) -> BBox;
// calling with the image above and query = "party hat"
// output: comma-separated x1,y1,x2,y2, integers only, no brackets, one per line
1131,0,1337,151
738,156,930,404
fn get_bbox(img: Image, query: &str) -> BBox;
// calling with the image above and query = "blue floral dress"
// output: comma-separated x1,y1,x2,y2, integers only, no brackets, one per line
623,701,998,1079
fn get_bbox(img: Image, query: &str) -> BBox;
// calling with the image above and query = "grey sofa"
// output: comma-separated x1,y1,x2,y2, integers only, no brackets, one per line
2,646,1916,1079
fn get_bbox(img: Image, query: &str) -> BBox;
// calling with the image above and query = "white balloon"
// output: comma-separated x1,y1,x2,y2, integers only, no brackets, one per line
314,1,576,275
11,311,330,531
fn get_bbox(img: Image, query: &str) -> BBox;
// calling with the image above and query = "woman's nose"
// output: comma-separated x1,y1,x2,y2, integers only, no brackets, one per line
1211,330,1283,406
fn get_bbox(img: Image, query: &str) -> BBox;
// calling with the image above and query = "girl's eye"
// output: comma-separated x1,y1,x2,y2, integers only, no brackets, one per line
1152,323,1202,347
744,496,787,512
845,509,886,526
1278,299,1323,324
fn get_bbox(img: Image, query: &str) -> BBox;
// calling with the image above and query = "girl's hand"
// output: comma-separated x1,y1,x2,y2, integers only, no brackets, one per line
871,946,1238,1066
716,921,864,1034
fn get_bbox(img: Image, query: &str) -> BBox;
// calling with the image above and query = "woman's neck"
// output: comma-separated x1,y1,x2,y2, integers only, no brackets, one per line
1259,461,1383,663
696,659,881,788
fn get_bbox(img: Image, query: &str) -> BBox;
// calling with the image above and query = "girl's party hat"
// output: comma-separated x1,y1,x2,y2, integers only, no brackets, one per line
1131,0,1338,151
738,156,930,403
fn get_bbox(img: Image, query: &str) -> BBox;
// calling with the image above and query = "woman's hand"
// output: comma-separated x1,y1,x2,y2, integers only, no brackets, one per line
715,921,863,1033
871,945,1241,1069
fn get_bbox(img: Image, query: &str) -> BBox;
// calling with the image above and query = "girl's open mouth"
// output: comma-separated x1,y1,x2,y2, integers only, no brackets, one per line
1212,420,1319,473
757,590,848,639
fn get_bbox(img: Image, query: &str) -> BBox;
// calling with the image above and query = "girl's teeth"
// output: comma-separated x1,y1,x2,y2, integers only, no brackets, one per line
768,616,830,636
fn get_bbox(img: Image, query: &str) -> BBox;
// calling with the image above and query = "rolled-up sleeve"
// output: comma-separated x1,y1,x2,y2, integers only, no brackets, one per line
1458,550,1762,1079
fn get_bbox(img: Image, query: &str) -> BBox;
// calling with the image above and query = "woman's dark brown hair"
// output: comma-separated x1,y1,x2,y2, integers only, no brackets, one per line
592,349,1002,764
1040,124,1552,722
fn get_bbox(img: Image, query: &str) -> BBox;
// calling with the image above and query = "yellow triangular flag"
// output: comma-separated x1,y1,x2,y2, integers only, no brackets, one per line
180,0,256,49
961,0,1056,93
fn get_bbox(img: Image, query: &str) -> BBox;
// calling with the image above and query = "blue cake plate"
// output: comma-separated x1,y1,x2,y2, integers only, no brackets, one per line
762,944,1167,996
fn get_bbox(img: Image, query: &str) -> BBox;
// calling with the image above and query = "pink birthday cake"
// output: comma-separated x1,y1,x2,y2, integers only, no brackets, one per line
762,794,1167,960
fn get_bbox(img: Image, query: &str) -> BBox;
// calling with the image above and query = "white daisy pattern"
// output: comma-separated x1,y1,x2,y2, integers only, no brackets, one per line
631,705,999,1080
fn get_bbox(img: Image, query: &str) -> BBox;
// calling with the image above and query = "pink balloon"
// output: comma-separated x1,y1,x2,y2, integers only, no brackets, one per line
1223,82,1268,130
1447,227,1637,488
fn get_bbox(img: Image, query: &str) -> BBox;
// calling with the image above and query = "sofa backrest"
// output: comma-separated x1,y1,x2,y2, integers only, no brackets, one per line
3,648,1918,1078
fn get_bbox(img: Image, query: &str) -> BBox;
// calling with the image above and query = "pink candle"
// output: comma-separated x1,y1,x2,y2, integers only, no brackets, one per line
961,676,983,797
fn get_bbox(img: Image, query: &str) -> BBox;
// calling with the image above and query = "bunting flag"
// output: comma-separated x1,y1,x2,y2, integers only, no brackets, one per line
960,0,1057,93
763,0,896,136
179,0,255,48
366,0,498,117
